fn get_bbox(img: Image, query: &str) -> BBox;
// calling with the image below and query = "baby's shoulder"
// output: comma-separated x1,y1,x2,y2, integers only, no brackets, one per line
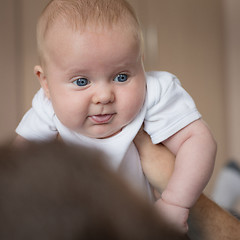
32,88,55,118
146,71,180,88
145,71,181,101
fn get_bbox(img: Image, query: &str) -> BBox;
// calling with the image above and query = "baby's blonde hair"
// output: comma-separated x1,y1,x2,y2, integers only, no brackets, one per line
37,0,143,65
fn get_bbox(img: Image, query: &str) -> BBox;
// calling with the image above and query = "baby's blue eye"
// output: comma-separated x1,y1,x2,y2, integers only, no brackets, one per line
73,78,89,87
114,74,128,82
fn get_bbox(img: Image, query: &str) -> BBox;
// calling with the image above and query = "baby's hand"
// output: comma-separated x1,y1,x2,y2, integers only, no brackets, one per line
155,198,189,233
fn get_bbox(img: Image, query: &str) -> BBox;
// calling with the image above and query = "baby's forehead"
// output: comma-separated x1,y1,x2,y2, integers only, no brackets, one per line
37,0,143,63
43,15,141,48
43,17,139,46
41,21,142,68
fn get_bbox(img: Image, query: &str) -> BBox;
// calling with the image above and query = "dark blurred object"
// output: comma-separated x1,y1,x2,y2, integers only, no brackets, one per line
0,142,187,240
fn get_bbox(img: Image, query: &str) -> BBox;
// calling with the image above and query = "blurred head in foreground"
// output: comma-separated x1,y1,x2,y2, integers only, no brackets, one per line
0,142,185,239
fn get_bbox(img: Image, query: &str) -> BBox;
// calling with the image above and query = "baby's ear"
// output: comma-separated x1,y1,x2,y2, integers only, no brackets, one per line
34,65,50,99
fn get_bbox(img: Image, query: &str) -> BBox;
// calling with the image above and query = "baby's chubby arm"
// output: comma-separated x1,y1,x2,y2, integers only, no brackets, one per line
136,119,216,232
161,119,217,208
14,89,58,144
13,133,59,147
13,135,31,147
134,131,240,239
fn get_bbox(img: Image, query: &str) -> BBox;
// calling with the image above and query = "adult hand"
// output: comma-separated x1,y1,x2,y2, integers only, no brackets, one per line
134,127,174,196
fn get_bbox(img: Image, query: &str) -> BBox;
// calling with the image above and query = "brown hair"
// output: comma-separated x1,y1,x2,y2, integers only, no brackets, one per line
37,0,143,65
0,142,186,239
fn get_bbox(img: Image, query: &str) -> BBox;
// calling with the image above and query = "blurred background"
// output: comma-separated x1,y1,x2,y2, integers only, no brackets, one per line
0,0,240,215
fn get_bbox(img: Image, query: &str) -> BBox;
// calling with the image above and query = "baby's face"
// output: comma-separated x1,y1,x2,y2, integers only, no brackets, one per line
39,23,146,139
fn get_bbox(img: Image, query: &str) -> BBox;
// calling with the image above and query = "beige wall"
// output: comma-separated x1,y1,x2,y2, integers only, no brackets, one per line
0,1,19,143
20,0,50,111
222,0,240,165
0,0,49,143
1,0,239,195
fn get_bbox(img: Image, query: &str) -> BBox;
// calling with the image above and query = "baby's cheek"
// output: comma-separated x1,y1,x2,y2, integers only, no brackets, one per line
53,106,81,129
125,97,144,122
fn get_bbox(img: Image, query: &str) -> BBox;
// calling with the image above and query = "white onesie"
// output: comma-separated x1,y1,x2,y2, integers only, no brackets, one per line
16,71,201,199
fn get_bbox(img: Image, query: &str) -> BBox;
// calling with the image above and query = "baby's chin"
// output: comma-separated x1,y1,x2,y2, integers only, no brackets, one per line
96,128,123,139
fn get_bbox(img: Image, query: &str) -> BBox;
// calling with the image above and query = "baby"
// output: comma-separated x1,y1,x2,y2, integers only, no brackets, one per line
15,0,217,233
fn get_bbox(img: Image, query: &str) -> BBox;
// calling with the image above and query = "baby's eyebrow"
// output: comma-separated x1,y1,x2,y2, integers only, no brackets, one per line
113,59,139,69
66,68,89,77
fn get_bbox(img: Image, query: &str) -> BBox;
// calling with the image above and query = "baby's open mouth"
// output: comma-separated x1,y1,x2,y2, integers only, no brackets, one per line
89,114,115,124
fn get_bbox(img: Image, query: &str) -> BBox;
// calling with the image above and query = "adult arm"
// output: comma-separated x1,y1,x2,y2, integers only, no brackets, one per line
188,194,240,240
134,129,240,240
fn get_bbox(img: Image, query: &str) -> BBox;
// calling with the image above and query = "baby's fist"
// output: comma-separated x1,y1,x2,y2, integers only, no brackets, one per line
155,198,189,233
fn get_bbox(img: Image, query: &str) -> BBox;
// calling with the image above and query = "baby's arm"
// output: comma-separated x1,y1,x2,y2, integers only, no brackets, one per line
156,119,216,232
162,119,217,208
134,130,240,239
13,134,59,147
13,135,31,147
15,89,58,143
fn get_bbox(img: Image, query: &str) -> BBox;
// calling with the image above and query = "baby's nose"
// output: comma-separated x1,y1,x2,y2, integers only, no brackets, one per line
92,85,115,104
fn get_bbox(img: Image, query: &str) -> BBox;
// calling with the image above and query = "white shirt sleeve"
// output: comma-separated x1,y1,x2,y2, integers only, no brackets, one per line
144,71,201,144
16,88,58,141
